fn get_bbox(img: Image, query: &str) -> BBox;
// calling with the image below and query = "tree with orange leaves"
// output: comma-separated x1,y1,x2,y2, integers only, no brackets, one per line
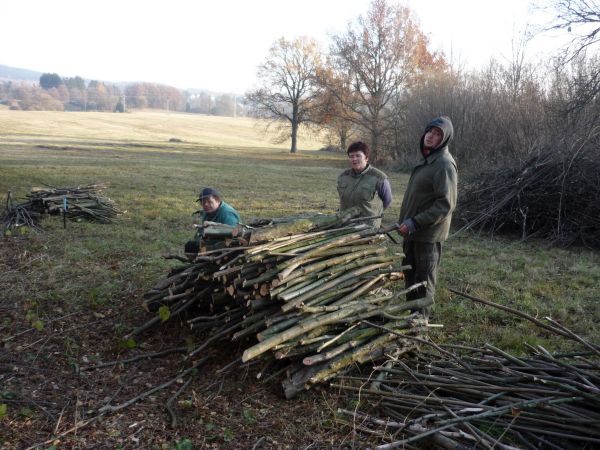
329,0,445,160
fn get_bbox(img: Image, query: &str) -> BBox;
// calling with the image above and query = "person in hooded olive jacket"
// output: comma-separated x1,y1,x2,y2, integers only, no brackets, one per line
184,187,241,254
396,116,458,313
337,141,392,229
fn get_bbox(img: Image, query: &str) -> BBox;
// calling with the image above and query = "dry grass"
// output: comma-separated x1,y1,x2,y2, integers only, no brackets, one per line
0,110,328,150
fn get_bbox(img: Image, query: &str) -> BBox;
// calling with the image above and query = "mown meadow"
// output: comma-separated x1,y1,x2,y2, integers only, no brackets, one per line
1,110,599,448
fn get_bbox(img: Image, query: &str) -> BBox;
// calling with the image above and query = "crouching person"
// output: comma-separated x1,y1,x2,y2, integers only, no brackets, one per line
184,187,241,255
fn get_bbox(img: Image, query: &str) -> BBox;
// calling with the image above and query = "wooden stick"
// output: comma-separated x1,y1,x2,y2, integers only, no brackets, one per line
448,288,600,351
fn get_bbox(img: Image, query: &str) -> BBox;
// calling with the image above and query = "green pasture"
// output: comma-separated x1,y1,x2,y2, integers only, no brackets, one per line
1,110,599,353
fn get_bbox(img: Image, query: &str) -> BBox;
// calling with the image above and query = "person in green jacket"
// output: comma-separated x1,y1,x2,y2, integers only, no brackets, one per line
396,116,458,314
337,141,392,229
184,187,241,254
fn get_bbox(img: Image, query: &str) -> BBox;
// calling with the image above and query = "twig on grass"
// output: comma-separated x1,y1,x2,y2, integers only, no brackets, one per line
76,346,188,373
24,413,106,450
251,436,266,450
166,375,194,428
53,402,69,435
448,288,600,352
98,356,210,414
545,316,600,357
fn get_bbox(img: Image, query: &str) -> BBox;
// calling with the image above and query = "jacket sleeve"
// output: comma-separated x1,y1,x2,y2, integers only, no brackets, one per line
413,163,457,228
222,207,241,226
377,178,393,209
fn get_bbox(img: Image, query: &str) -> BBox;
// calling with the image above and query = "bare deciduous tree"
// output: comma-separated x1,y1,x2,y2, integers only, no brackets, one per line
539,1,600,114
314,62,360,151
246,37,322,153
541,0,600,58
329,0,440,160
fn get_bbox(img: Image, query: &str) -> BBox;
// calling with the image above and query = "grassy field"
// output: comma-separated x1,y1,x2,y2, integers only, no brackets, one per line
0,109,327,150
1,111,599,448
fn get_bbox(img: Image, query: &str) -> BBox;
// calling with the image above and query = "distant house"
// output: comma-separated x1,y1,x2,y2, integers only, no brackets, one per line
8,99,22,110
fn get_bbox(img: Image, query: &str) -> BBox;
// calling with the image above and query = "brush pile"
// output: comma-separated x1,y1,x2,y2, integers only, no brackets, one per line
1,183,121,232
456,151,600,248
133,209,428,398
334,292,600,449
1,192,43,232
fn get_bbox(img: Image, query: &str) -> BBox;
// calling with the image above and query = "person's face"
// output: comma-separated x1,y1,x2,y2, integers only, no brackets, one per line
348,150,368,172
424,127,443,150
202,195,220,213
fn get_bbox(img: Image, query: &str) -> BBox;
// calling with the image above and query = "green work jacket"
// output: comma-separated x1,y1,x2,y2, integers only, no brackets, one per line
337,165,388,228
399,147,457,242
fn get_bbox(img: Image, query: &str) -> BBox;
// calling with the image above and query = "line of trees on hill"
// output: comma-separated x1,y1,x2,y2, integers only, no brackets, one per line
0,74,245,117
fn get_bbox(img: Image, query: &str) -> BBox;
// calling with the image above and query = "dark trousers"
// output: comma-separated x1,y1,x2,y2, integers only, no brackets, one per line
402,240,443,313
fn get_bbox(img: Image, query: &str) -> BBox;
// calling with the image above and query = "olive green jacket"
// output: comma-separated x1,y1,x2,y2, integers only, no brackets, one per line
337,165,388,228
399,147,457,242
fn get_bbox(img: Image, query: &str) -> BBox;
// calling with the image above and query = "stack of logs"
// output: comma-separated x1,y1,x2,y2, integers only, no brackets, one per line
2,183,120,231
134,210,427,398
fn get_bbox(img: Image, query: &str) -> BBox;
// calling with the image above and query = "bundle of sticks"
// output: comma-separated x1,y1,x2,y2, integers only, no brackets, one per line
334,292,600,449
1,192,43,231
456,151,600,248
134,211,427,397
2,183,121,231
335,345,600,449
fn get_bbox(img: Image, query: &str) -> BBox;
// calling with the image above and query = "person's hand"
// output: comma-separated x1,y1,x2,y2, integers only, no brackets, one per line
397,218,416,236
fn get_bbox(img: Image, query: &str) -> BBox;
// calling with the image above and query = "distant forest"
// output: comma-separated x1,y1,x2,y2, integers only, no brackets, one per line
0,72,244,116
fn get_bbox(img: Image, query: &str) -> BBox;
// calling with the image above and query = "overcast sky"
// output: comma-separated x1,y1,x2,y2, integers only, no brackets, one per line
1,0,561,94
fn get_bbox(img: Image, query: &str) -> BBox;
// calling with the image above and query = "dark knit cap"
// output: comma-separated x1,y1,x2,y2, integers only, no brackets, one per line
197,187,221,202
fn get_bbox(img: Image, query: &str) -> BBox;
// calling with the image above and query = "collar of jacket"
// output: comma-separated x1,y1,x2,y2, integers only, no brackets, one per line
351,164,373,177
421,146,449,165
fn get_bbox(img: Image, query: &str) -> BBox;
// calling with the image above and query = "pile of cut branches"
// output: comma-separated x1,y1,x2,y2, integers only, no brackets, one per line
1,192,43,231
456,151,600,248
1,183,121,232
334,290,600,449
122,210,426,400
